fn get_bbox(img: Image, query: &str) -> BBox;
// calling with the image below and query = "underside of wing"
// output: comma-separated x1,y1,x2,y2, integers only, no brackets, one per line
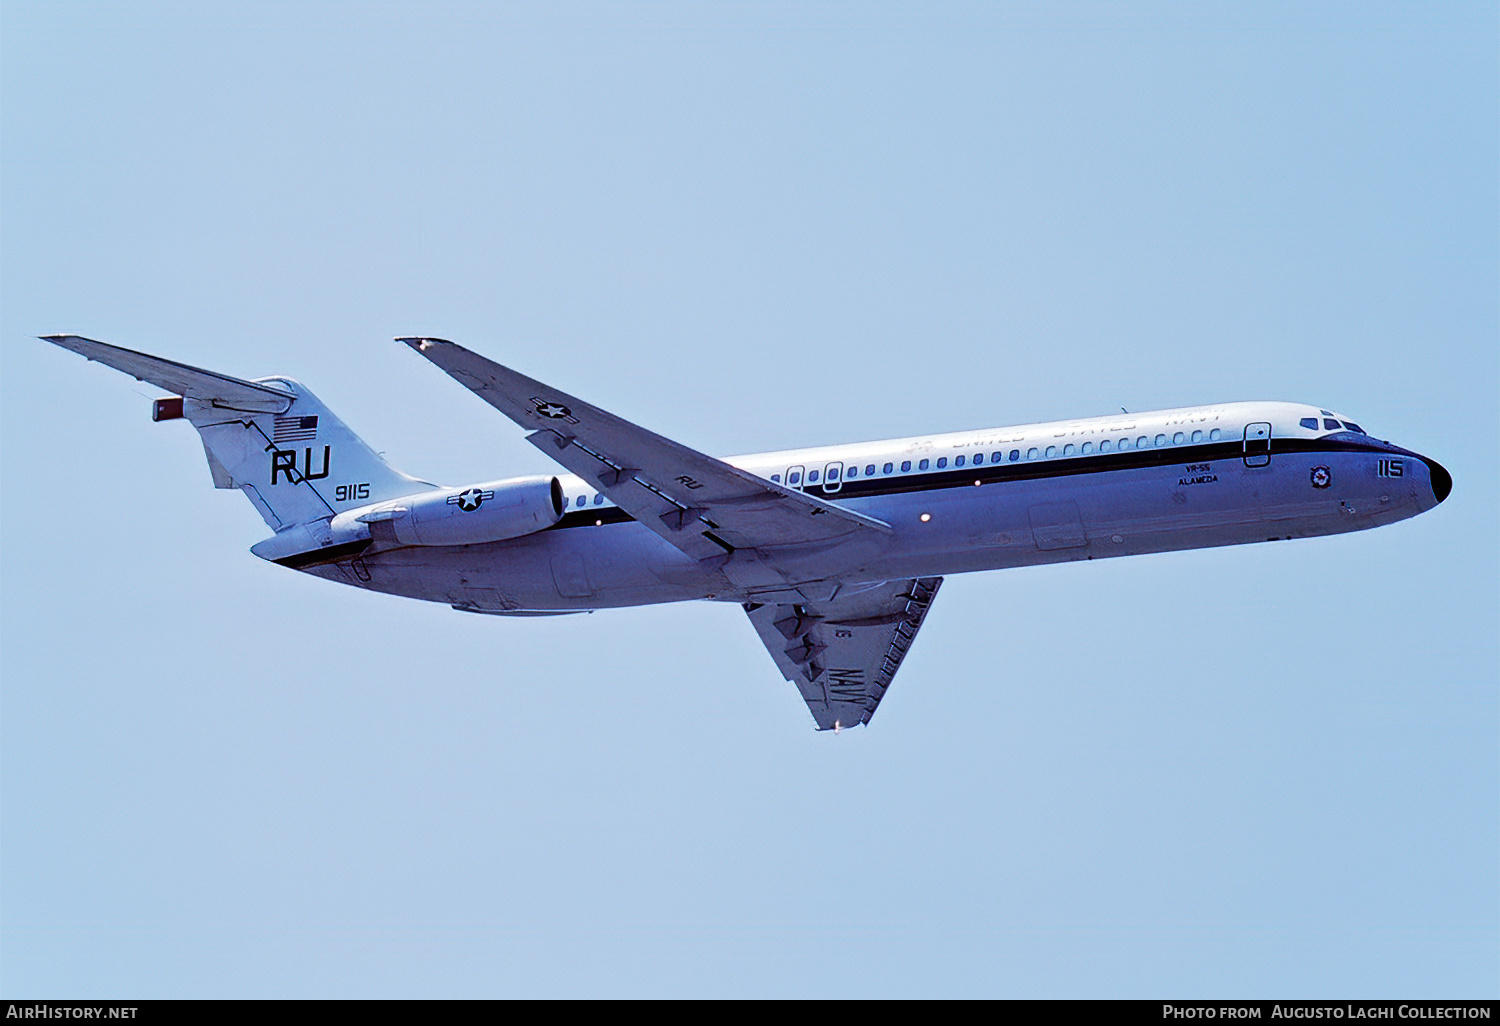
39,335,293,413
398,336,891,594
744,577,942,731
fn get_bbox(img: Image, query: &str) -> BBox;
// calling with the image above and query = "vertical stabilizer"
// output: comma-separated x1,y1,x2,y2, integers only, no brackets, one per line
180,378,434,529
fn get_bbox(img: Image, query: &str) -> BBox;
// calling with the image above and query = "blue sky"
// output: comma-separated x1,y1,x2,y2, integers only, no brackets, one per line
2,1,1495,997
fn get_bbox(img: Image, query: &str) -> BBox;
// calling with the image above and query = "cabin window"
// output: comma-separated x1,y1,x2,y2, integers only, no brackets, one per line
1173,432,1185,445
1082,441,1094,454
576,495,587,508
808,470,819,483
1045,446,1057,458
901,461,911,472
936,457,948,468
1137,436,1149,448
1027,448,1039,460
1063,444,1075,456
1300,418,1318,430
771,474,781,483
884,463,894,474
789,471,801,484
594,494,604,505
1154,434,1167,447
1323,418,1341,431
865,464,876,476
918,459,930,470
1099,439,1111,452
1209,428,1222,440
1009,450,1020,462
1118,438,1130,449
989,452,1000,463
847,466,858,478
954,455,965,467
827,466,839,480
1191,430,1203,443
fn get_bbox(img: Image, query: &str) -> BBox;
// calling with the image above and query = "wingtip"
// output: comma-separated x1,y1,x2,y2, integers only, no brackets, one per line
38,333,102,354
395,336,453,353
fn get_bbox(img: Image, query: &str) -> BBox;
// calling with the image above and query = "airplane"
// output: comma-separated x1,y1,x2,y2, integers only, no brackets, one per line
36,333,1452,732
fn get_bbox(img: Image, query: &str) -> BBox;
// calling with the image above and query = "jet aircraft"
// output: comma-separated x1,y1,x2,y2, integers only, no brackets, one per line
37,334,1452,731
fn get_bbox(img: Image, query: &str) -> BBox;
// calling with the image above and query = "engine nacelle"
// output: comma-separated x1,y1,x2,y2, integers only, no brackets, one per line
343,475,565,547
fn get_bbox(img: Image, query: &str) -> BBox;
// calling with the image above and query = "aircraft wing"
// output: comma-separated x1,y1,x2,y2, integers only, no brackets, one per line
398,337,891,587
38,335,293,414
744,576,942,731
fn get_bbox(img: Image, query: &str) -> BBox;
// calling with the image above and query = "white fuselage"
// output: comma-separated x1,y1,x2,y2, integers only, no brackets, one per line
302,400,1449,614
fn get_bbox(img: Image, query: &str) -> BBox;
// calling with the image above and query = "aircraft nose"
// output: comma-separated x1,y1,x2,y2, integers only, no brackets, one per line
1424,457,1452,504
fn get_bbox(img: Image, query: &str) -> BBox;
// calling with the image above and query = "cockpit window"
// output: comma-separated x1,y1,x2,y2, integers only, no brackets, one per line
1343,422,1364,434
1300,418,1318,430
1323,418,1341,431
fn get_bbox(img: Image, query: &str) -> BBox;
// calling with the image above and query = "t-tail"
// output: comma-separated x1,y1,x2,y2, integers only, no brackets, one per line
38,334,438,564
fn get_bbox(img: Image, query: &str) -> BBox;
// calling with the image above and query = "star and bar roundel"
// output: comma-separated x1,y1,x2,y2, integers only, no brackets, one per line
530,396,577,423
447,487,496,512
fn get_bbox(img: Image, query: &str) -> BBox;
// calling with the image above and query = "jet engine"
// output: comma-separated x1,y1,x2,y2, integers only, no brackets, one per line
349,475,565,546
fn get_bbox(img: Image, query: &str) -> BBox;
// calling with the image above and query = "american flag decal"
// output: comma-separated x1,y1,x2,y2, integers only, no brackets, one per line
273,415,319,444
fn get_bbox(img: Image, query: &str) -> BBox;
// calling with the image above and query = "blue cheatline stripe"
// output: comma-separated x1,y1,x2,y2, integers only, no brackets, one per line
544,434,1410,532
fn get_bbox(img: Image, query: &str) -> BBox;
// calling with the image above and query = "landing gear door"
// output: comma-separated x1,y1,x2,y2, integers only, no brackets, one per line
1243,422,1272,468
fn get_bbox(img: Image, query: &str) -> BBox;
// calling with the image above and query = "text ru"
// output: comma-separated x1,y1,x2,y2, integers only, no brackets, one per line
271,446,332,485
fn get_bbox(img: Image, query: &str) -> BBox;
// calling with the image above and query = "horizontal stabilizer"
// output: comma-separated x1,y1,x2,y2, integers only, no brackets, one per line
39,334,293,413
38,334,433,532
